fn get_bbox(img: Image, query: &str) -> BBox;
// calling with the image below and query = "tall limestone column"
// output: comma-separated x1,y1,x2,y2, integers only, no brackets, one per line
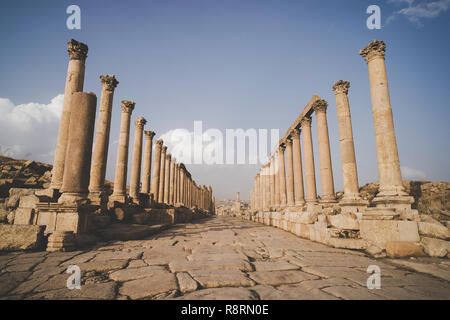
269,157,275,209
174,164,180,204
141,131,155,194
262,165,268,211
285,138,295,207
179,166,185,205
51,39,88,190
313,99,336,203
254,174,260,211
129,117,147,202
110,100,135,204
278,145,287,208
169,158,175,205
89,75,119,205
163,154,172,204
291,129,305,206
360,40,413,208
150,139,163,203
332,80,368,209
301,117,318,204
274,151,281,209
158,146,167,203
58,92,97,204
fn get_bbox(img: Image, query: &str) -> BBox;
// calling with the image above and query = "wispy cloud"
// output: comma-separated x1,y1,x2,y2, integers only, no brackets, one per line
387,0,450,26
401,166,427,180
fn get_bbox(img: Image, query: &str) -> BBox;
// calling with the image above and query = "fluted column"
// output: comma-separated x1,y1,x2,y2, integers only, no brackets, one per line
278,145,287,208
158,146,167,203
301,117,318,204
110,100,135,203
360,40,411,206
285,138,295,207
150,139,163,203
58,92,96,204
141,131,155,194
51,39,88,190
130,117,147,202
291,129,305,206
89,75,118,203
313,99,336,202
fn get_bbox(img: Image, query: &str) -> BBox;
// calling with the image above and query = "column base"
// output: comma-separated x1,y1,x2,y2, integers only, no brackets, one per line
88,191,108,207
372,195,414,211
58,192,89,206
46,231,76,252
108,193,127,205
339,197,369,213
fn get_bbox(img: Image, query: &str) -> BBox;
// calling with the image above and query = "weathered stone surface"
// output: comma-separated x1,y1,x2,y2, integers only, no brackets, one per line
322,286,384,300
119,273,177,299
189,270,255,288
110,266,164,282
297,211,318,224
12,208,34,225
418,222,449,240
360,220,420,248
328,213,359,230
78,259,129,273
28,282,117,300
252,261,298,271
249,270,317,285
176,272,198,293
387,259,450,282
385,241,425,258
176,287,257,300
420,237,450,257
0,224,44,251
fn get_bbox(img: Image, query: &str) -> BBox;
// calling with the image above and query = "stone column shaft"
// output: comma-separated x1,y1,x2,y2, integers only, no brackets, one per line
169,159,175,205
59,92,96,203
269,158,275,208
274,151,281,208
301,117,318,203
111,101,135,202
291,129,305,205
51,39,88,190
89,75,118,196
141,131,155,194
278,145,287,208
150,140,163,202
158,146,167,203
313,100,336,202
285,139,295,207
130,117,147,201
163,154,171,204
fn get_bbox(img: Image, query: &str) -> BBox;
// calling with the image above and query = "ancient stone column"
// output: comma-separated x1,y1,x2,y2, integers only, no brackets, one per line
291,129,305,206
313,99,336,203
269,157,275,209
285,138,295,207
141,131,155,194
258,169,264,210
163,154,171,204
89,75,118,205
360,40,412,207
261,165,267,211
254,174,260,211
158,146,167,203
274,151,281,208
51,39,88,190
169,158,175,205
150,139,163,203
179,167,185,205
110,100,135,204
174,164,180,204
129,117,147,202
332,80,367,207
59,92,96,204
301,117,318,204
265,164,271,211
278,145,287,208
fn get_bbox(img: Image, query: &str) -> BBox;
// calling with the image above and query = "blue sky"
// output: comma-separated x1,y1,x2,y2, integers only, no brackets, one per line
0,0,449,200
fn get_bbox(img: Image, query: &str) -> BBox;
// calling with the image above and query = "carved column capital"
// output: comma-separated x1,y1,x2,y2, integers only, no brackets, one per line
278,144,286,152
300,116,312,128
121,100,135,113
134,117,147,128
144,130,155,139
67,39,88,61
359,40,386,63
162,146,168,153
155,139,163,148
166,153,172,160
290,128,300,140
312,99,328,114
100,75,119,91
285,137,292,146
332,80,350,95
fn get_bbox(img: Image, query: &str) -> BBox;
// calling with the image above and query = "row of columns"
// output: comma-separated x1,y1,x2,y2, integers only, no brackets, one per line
251,40,409,211
51,39,214,212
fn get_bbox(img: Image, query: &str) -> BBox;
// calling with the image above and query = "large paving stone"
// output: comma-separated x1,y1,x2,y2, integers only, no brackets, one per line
252,261,299,271
169,258,253,272
249,270,317,286
119,272,177,299
26,282,117,299
322,286,385,300
189,270,255,288
176,287,257,300
77,259,129,273
176,272,198,293
0,224,45,251
110,266,165,282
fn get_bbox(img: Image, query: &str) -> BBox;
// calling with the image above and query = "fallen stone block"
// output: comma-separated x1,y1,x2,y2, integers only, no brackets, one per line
420,237,450,257
418,222,449,240
385,241,425,258
0,224,45,251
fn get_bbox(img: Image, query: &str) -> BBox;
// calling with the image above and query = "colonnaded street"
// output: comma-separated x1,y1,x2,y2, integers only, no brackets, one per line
0,216,449,300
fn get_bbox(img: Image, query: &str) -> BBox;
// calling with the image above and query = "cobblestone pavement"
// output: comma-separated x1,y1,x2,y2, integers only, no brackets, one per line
1,216,449,300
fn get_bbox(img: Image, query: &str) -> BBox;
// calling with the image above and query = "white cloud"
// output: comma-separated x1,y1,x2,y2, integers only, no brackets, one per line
0,94,64,163
401,166,427,180
387,0,450,26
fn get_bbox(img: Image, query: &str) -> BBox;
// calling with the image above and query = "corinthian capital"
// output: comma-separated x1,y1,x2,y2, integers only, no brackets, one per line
67,39,88,61
121,100,135,113
144,130,155,139
359,40,386,63
135,117,147,128
332,80,350,95
162,146,168,153
100,75,119,91
290,128,300,140
300,117,312,128
155,139,163,147
312,99,328,113
166,153,172,160
278,144,286,152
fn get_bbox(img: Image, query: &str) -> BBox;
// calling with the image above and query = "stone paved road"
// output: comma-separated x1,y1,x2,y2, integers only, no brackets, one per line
1,216,449,300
